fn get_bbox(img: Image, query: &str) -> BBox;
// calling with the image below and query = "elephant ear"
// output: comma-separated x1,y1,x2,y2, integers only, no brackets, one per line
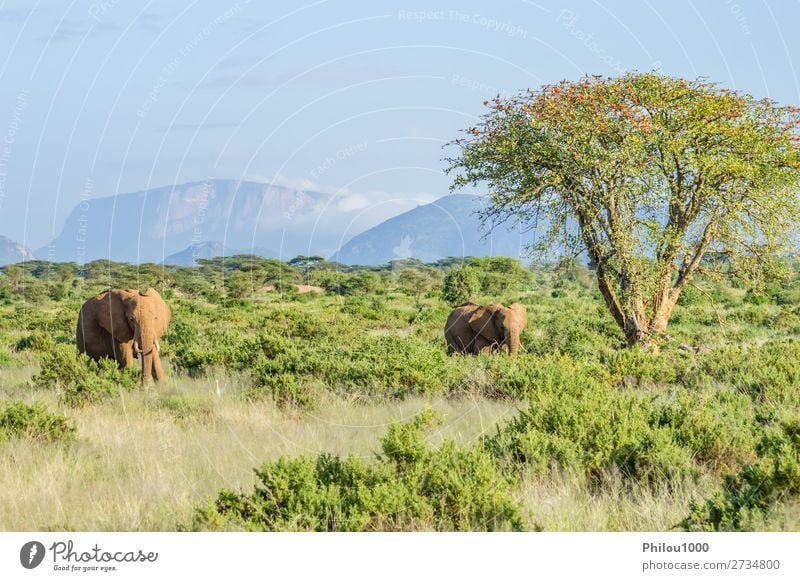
155,296,171,336
141,288,171,336
94,289,135,342
467,304,503,342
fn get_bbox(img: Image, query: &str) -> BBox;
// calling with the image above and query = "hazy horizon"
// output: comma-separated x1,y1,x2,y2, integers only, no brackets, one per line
1,0,799,250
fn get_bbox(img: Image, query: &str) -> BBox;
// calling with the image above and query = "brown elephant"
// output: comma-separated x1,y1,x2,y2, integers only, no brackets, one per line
76,288,171,383
444,302,527,355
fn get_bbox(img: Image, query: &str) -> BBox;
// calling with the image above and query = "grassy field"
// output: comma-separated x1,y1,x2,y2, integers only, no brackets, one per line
1,257,800,531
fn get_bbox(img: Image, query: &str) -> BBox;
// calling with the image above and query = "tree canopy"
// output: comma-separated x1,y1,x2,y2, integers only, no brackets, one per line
448,73,800,345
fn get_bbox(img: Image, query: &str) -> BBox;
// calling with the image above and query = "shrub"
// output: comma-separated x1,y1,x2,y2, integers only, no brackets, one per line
247,371,322,410
441,267,479,306
340,296,385,320
743,289,769,305
0,401,76,443
681,415,800,531
192,410,523,531
676,284,703,306
15,330,55,352
484,381,649,478
482,378,751,487
33,344,139,406
691,340,800,405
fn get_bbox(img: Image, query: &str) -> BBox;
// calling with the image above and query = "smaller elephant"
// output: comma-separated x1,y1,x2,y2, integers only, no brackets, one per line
76,288,171,383
444,302,527,355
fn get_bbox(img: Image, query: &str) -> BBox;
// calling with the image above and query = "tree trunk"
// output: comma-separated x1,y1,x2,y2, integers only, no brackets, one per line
623,308,649,347
595,266,625,329
650,289,678,335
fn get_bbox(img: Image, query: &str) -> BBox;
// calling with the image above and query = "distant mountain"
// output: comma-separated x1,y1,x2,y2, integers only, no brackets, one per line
164,241,277,266
332,194,537,266
0,235,34,266
164,241,240,266
37,179,395,264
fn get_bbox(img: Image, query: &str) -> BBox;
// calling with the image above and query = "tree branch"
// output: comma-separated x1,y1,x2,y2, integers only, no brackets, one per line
688,282,725,326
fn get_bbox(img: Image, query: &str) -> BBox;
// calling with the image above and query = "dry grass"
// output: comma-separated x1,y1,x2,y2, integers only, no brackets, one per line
0,376,517,531
516,468,712,531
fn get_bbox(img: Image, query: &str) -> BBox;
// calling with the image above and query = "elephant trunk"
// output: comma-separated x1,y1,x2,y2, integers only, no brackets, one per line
137,327,158,384
505,327,521,355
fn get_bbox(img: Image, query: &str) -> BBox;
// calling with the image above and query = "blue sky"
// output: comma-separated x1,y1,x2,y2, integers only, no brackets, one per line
1,0,799,248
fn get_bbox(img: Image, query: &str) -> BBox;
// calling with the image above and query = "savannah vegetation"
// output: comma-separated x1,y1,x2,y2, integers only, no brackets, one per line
2,72,800,532
1,252,800,531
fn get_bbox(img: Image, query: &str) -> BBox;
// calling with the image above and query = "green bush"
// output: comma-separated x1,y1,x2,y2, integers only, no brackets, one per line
0,401,76,443
682,415,800,531
676,284,703,306
743,289,769,305
483,375,756,487
441,267,479,306
33,344,139,406
691,340,800,405
15,330,55,352
192,410,523,531
247,371,322,409
340,296,385,320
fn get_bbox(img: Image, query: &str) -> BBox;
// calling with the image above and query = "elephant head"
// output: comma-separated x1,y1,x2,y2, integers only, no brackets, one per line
467,302,528,355
92,288,171,383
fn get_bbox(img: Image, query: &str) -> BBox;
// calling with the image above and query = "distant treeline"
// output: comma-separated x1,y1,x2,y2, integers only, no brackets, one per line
0,255,541,303
2,254,800,307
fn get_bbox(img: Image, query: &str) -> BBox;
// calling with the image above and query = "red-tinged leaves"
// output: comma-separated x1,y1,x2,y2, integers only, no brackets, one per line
447,72,800,346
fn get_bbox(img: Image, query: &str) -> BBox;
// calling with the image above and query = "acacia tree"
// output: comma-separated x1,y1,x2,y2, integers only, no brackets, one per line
398,267,438,307
448,73,800,346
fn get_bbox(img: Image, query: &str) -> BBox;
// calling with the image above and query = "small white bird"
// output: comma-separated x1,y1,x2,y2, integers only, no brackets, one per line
215,379,222,398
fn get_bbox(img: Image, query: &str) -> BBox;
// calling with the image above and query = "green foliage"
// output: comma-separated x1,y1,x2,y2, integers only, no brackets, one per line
449,72,800,346
247,372,322,409
0,400,77,443
192,410,523,531
397,268,440,306
441,267,479,306
682,415,800,531
4,254,800,530
743,288,770,305
15,330,55,352
340,296,386,320
224,271,257,299
33,344,139,407
465,257,533,294
690,340,800,405
485,373,758,488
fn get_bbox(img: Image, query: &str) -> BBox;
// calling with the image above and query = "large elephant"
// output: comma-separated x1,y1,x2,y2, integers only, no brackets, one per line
76,288,171,383
444,302,527,355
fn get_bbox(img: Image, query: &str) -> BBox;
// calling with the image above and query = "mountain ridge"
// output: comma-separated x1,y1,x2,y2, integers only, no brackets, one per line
0,235,34,266
332,194,537,266
38,179,346,264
